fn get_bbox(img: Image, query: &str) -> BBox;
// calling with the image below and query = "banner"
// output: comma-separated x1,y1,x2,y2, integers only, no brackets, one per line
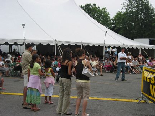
141,67,155,103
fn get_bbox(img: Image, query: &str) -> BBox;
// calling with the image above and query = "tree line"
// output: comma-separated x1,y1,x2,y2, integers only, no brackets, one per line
81,0,155,40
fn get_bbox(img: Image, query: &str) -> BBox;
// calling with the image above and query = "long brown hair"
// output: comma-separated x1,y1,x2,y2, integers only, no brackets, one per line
62,48,72,63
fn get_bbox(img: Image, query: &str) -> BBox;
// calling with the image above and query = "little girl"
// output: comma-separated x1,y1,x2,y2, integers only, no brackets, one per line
26,54,44,112
44,59,55,104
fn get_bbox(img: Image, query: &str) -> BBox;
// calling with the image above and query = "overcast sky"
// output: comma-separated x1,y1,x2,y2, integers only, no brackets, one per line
74,0,155,18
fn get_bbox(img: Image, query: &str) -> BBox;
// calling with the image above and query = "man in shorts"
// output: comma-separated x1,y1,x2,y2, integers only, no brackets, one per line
21,43,33,108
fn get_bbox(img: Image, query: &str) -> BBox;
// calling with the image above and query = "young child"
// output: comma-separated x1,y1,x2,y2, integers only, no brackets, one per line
26,54,44,112
44,59,55,104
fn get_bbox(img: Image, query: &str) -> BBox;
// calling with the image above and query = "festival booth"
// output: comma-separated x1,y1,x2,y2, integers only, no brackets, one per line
0,0,155,55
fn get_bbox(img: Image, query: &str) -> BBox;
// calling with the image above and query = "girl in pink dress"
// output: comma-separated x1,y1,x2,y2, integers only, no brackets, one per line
44,60,55,104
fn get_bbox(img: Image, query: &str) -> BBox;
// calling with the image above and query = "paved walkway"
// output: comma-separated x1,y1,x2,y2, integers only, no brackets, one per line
0,73,155,116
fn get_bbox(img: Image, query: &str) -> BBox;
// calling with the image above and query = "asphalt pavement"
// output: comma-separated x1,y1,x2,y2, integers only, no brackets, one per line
0,73,155,116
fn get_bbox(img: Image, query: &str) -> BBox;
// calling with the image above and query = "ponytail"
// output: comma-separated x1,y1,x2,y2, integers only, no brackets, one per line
30,60,35,68
30,54,39,68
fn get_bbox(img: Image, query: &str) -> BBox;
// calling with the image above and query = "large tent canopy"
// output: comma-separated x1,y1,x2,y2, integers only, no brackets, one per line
0,0,154,49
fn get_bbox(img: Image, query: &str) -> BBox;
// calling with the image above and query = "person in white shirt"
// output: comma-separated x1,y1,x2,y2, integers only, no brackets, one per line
126,59,133,74
90,57,103,76
127,52,133,61
115,48,127,81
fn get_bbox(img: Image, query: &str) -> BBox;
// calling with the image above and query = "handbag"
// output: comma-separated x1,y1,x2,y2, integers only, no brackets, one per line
82,67,94,77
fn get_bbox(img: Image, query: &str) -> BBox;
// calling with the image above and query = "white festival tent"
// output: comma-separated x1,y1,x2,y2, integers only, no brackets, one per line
0,0,53,45
0,0,154,49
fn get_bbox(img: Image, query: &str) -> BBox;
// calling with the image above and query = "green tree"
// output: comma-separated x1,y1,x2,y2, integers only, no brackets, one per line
111,11,125,36
81,4,111,28
112,0,155,39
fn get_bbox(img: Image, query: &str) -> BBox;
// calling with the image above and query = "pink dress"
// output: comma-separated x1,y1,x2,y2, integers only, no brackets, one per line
44,68,55,88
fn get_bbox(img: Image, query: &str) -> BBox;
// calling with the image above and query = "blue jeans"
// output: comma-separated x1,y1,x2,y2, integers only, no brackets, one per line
116,62,125,80
125,65,130,72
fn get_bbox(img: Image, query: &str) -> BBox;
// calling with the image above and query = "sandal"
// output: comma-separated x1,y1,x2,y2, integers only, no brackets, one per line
49,101,53,104
82,113,89,116
64,112,72,115
31,105,34,111
22,103,31,109
33,108,40,112
31,108,34,111
44,100,49,104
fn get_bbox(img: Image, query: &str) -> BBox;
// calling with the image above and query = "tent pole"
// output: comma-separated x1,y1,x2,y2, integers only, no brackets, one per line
81,42,82,49
103,40,105,60
9,44,12,53
55,40,57,56
22,24,26,51
103,31,107,60
20,45,21,54
23,42,25,52
139,48,141,54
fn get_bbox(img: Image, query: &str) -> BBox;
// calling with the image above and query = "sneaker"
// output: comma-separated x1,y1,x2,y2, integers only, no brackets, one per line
63,112,72,115
121,79,127,81
88,72,95,76
115,78,118,81
95,73,98,76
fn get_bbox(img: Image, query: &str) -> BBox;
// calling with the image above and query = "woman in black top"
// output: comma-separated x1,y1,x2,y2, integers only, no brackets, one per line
56,48,72,115
75,48,92,116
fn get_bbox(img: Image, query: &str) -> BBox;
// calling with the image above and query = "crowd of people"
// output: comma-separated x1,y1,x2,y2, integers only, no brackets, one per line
0,45,155,115
0,49,154,79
